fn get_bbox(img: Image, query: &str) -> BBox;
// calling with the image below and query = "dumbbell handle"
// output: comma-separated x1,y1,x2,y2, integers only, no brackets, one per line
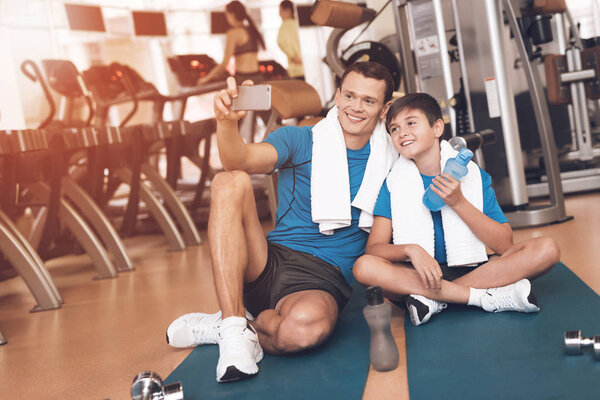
131,371,184,400
448,129,496,152
565,330,600,359
580,337,595,348
162,382,184,400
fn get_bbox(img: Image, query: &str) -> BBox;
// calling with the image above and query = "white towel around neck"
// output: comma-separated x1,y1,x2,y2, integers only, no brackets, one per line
311,106,397,235
387,140,488,266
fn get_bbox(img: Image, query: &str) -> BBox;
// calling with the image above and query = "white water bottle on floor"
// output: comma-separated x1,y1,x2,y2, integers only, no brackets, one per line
363,286,399,372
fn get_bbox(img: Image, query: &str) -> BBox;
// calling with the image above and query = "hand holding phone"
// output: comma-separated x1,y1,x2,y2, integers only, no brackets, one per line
231,84,272,111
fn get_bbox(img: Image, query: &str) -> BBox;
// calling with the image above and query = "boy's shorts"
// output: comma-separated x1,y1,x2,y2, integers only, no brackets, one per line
441,255,498,281
243,242,353,317
440,263,477,281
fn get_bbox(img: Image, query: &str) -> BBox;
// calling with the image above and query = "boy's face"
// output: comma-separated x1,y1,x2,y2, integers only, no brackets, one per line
335,71,388,139
388,108,444,160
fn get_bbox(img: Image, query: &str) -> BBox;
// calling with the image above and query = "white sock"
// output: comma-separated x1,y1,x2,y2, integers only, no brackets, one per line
467,288,487,307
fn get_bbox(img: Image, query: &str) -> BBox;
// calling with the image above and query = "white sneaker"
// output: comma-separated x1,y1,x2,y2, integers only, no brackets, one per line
480,279,540,313
405,295,448,326
166,310,254,348
216,316,263,383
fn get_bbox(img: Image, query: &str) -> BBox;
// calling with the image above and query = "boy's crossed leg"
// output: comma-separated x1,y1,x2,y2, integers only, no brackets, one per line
354,236,560,325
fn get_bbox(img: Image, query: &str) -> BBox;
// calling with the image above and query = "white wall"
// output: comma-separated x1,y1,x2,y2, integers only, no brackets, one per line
566,0,600,39
0,27,26,129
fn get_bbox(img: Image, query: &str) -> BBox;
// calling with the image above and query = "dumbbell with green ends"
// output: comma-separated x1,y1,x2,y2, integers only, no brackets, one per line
564,330,600,359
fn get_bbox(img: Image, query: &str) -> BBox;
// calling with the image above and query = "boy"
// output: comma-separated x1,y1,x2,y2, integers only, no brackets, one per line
353,93,560,326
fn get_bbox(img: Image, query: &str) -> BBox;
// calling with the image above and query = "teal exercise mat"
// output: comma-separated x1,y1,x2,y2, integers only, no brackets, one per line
165,283,370,399
405,262,600,400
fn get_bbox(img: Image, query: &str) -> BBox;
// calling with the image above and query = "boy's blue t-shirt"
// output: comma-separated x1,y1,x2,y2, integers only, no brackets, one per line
263,125,370,284
373,169,508,264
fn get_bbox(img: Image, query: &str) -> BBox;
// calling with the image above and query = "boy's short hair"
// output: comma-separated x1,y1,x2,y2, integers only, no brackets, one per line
386,92,443,128
340,62,394,103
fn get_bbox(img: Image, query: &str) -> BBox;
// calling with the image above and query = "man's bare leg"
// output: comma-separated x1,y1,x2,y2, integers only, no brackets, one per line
209,172,342,356
207,170,269,319
207,170,272,382
251,290,339,355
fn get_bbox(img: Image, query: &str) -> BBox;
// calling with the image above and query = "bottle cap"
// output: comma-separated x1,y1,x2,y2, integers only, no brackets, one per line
366,286,384,305
456,148,473,165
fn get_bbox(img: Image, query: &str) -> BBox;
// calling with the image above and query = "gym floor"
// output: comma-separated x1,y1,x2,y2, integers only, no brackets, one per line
1,191,599,399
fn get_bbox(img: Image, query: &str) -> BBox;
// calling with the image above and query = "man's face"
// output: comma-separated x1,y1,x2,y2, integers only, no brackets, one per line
388,108,443,160
334,71,387,139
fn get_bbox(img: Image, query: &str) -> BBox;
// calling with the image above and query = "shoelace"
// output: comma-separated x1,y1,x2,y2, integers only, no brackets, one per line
191,315,220,343
485,290,517,311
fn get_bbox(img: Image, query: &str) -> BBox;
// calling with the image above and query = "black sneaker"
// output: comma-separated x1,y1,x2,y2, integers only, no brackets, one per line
405,295,447,326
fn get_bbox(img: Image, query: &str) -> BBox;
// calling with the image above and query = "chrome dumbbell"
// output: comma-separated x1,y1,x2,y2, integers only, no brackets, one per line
564,330,600,360
131,371,184,400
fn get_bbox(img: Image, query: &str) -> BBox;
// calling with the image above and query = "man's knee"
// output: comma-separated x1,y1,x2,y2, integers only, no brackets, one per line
210,170,253,202
274,302,336,353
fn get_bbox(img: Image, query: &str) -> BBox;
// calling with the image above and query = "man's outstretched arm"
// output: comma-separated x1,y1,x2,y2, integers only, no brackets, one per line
214,77,278,174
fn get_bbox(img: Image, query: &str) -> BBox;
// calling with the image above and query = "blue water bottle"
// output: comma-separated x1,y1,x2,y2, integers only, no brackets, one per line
422,148,474,211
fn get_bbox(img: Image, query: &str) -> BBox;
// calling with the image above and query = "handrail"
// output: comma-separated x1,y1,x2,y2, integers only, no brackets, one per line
109,63,139,127
20,60,56,129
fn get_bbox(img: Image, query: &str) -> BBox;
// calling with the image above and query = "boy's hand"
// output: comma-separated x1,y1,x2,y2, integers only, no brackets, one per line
407,245,443,291
213,77,253,122
430,173,466,208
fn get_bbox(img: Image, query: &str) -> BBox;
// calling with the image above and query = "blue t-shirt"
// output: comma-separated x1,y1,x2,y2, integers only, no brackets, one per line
373,169,508,264
263,125,370,284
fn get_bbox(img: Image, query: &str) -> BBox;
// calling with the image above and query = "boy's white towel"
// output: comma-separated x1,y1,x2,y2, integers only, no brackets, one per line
311,106,397,235
386,140,488,266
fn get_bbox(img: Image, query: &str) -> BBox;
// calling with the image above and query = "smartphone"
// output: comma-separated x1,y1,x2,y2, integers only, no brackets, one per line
231,84,271,111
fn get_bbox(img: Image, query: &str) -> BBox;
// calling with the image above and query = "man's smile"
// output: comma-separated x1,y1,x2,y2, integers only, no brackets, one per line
345,112,366,122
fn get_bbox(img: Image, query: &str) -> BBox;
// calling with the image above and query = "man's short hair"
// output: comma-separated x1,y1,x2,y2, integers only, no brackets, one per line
386,92,443,128
280,0,294,16
340,62,394,103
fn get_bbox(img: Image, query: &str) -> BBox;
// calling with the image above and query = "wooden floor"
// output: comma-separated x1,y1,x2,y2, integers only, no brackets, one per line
1,191,599,399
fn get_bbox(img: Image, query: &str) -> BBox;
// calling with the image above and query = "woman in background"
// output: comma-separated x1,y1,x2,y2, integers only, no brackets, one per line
278,0,304,80
199,1,266,85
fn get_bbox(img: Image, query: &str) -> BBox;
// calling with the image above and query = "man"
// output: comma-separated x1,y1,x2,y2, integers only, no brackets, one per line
278,0,304,80
167,62,395,383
